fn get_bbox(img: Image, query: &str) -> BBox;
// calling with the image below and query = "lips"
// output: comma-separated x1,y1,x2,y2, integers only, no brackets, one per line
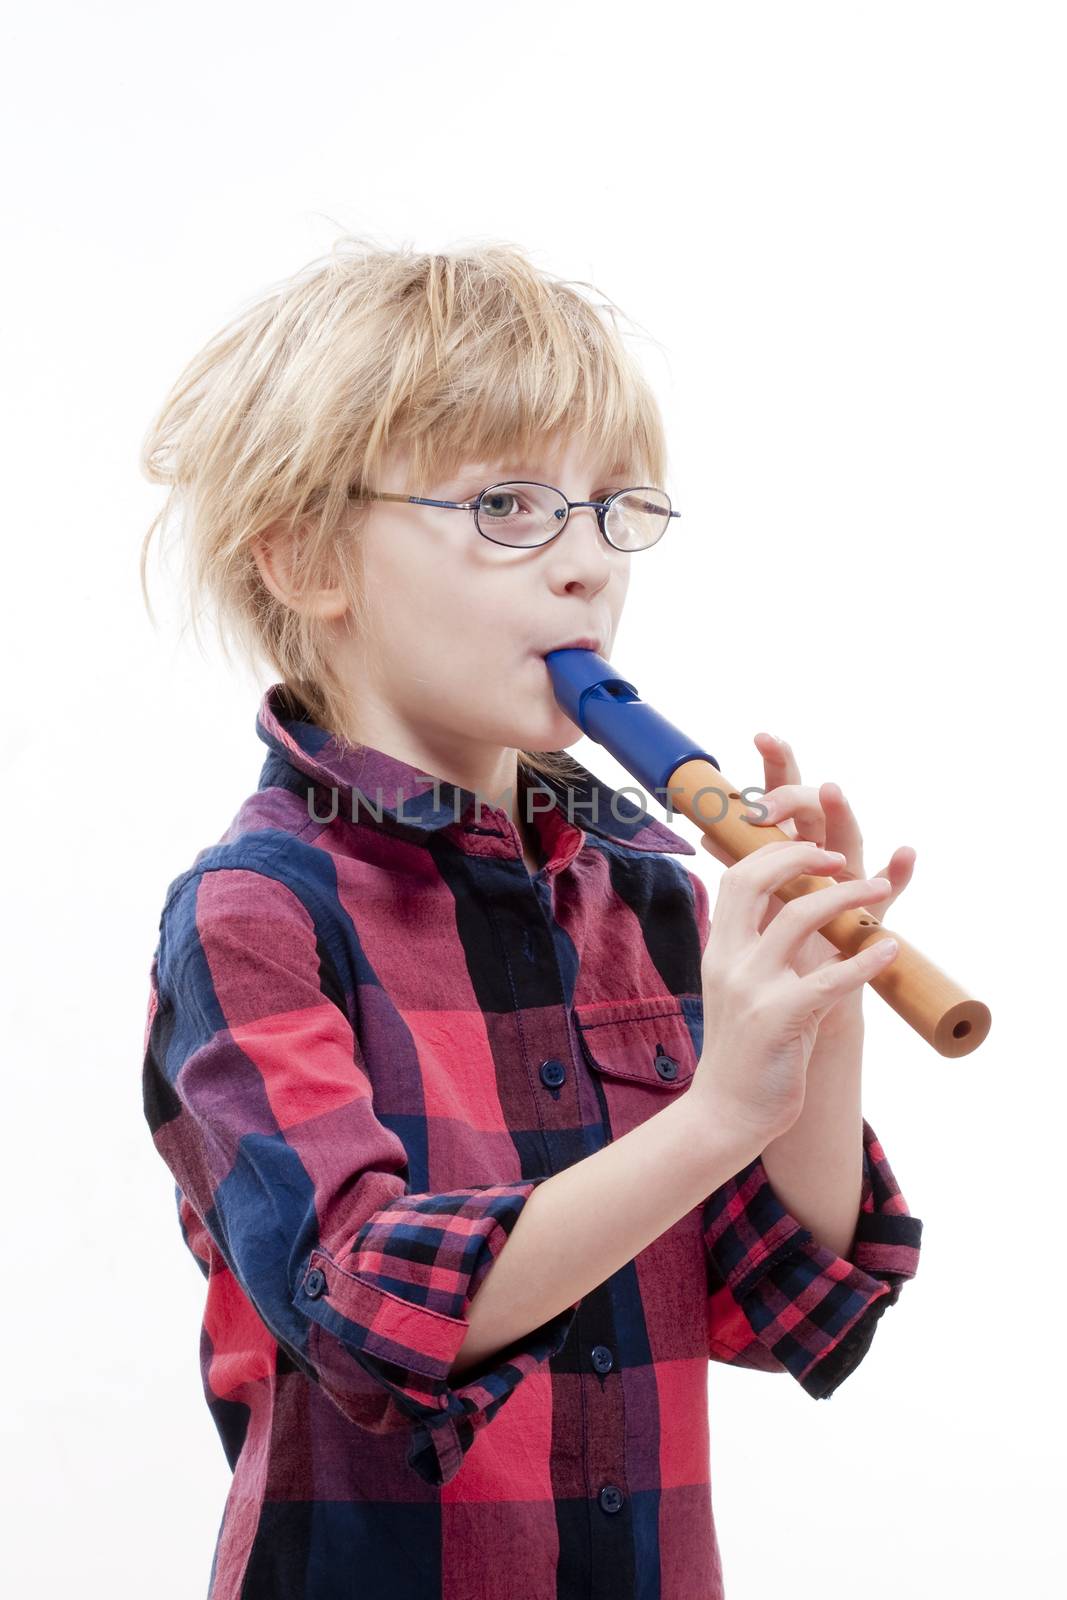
544,637,605,656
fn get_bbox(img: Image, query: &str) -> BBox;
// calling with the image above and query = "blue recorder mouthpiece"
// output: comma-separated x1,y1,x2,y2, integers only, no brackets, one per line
543,647,720,799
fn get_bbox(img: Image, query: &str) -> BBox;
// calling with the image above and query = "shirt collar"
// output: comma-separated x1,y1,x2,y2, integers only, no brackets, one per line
255,682,696,857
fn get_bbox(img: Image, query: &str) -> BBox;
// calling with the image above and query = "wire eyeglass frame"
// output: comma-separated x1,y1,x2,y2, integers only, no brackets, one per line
348,480,681,551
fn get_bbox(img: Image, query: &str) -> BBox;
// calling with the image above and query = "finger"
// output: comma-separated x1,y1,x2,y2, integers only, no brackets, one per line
712,840,848,943
755,874,894,974
870,845,916,918
699,832,736,870
757,782,867,930
754,731,802,790
817,782,866,877
749,733,802,836
792,934,899,1015
743,782,826,846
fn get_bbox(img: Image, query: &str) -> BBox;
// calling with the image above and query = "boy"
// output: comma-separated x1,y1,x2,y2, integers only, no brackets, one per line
141,237,922,1599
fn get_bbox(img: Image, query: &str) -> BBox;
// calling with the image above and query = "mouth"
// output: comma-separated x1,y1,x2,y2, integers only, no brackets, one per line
540,637,607,658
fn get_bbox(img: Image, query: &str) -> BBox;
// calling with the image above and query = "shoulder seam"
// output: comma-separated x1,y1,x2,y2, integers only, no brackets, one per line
160,826,321,919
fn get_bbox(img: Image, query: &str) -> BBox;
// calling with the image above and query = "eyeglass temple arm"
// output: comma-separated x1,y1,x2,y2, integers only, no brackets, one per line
347,490,476,509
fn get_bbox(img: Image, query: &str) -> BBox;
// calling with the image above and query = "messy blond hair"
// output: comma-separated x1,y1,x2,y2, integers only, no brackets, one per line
138,234,670,784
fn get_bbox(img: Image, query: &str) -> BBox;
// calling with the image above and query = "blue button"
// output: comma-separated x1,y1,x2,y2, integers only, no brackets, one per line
304,1267,327,1298
654,1050,679,1081
599,1485,624,1514
591,1345,614,1374
539,1058,566,1089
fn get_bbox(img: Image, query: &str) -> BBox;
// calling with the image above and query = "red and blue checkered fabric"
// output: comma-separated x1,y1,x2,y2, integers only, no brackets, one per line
142,682,922,1599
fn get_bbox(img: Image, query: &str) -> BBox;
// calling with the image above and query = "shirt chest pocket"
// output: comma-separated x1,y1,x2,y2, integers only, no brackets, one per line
573,995,702,1139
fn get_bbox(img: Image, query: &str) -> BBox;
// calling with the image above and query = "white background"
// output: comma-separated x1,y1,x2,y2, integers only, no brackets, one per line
3,2,1063,1595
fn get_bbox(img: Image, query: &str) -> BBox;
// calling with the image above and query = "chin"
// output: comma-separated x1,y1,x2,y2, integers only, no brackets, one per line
490,667,576,750
515,708,584,754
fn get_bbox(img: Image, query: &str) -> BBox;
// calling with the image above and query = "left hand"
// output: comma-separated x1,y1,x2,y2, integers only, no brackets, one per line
700,733,916,1029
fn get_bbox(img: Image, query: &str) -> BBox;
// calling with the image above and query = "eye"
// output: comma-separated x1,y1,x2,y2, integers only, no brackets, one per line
480,488,525,518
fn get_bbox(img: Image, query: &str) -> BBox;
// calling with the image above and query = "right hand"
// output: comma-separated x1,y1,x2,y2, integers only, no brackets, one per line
689,839,897,1155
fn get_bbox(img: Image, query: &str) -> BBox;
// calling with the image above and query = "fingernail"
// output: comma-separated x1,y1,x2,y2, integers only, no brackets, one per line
868,876,890,889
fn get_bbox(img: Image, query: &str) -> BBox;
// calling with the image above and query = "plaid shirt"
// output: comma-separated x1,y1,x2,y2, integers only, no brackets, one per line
142,682,923,1600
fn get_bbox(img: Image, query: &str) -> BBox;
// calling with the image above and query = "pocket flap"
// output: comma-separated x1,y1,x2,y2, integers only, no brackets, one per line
573,995,700,1091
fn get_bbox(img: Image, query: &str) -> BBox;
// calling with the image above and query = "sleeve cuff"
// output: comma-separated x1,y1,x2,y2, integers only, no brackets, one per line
292,1177,582,1485
703,1119,923,1398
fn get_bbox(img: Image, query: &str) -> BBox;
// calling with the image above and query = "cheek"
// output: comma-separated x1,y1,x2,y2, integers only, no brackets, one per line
374,564,524,684
364,525,467,629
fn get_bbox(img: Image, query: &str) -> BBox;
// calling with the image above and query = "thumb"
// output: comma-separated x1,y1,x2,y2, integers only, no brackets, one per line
699,834,734,870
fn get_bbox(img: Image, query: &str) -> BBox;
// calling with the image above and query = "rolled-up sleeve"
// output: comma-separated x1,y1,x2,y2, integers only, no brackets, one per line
292,1186,579,1487
142,862,581,1487
703,1118,923,1396
682,862,923,1395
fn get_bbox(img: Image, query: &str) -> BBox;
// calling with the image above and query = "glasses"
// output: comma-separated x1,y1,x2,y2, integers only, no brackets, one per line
349,480,680,551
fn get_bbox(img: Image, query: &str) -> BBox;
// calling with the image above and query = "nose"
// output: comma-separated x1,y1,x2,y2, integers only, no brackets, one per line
560,502,610,548
547,503,615,595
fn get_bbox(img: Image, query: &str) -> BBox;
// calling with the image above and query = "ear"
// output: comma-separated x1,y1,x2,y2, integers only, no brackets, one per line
251,521,350,621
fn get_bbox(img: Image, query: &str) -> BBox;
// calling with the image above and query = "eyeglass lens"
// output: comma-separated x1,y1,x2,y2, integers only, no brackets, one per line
476,483,671,550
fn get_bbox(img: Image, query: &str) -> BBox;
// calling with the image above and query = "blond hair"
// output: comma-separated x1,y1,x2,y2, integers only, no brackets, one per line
138,234,670,784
